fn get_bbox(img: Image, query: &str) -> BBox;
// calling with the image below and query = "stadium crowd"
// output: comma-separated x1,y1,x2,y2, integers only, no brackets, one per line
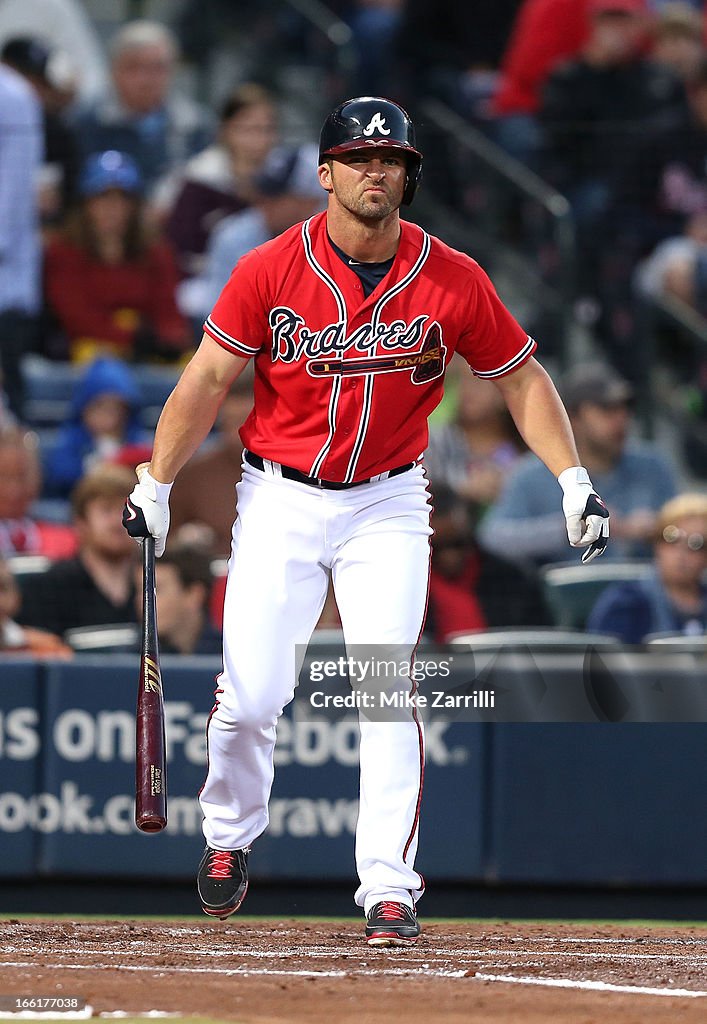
0,0,705,655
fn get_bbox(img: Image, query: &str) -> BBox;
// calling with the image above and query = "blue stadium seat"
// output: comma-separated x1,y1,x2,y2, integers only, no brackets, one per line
21,356,181,430
30,498,72,524
540,560,653,630
21,356,78,427
134,365,181,428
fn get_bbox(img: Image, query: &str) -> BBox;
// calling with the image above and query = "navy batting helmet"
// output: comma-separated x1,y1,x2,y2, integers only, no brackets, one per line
319,96,423,206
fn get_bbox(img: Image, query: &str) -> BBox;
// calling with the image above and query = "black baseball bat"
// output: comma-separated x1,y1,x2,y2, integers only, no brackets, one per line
135,536,167,832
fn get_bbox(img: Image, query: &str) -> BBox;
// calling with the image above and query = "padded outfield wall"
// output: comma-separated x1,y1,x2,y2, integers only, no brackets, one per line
0,650,705,886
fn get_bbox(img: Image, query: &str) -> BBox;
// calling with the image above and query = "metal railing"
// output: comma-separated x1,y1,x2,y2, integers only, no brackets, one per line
645,292,707,354
636,290,707,438
282,0,356,101
418,100,577,368
284,0,354,53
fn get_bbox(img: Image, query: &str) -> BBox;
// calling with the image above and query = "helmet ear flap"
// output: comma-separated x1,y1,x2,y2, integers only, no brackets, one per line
403,157,422,206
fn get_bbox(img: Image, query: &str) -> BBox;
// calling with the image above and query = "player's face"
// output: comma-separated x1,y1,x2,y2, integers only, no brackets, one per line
322,148,407,221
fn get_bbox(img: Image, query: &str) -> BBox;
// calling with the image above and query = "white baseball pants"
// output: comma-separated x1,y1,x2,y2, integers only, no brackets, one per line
199,459,433,911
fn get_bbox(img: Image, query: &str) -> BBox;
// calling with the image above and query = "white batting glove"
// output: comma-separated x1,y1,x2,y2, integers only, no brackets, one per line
558,466,610,564
122,463,173,557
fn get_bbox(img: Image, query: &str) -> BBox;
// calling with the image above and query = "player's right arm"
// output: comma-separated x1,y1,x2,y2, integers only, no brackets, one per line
149,333,249,484
122,333,249,554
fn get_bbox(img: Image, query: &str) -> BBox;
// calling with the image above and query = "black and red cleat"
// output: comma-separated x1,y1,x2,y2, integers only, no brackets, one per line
197,846,249,920
365,901,421,947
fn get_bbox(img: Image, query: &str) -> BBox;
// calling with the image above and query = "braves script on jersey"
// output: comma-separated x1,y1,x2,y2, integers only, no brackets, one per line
204,211,535,483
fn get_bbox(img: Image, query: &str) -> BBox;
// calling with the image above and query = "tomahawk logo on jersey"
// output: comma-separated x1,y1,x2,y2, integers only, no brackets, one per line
203,211,535,483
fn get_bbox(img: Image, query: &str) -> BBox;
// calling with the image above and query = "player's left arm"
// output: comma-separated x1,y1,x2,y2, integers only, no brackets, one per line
492,356,610,563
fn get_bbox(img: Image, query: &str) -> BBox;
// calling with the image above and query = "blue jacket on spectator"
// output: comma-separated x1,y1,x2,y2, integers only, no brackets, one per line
478,443,679,565
43,357,150,499
74,93,214,195
587,569,707,645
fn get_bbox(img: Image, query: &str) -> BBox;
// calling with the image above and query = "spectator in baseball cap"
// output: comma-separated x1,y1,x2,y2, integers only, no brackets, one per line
558,362,635,412
77,149,143,197
44,149,191,363
479,362,679,565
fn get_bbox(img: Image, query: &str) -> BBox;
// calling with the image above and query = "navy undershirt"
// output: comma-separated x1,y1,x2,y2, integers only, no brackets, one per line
328,236,394,298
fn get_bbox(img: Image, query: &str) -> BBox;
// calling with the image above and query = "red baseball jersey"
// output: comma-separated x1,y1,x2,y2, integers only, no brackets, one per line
204,211,535,483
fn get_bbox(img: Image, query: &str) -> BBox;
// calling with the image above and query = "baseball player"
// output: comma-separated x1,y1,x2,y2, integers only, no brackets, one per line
123,96,610,946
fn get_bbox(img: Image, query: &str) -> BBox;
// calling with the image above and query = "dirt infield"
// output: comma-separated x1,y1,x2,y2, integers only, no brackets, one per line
0,919,706,1023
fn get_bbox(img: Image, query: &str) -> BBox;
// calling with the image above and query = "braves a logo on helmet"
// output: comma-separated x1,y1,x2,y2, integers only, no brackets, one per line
269,307,446,384
362,112,391,137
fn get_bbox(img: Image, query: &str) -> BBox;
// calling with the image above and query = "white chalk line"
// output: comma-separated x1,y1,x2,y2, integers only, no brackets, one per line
523,936,707,946
99,1013,182,1018
3,932,707,1002
474,972,707,999
2,944,706,966
0,961,465,980
3,958,707,998
0,1013,182,1021
0,1013,92,1021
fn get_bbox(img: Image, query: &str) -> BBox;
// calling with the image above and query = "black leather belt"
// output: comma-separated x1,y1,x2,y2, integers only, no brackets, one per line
244,450,414,490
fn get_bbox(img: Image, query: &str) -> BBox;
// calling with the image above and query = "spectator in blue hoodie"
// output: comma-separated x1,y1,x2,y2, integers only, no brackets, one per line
42,356,152,498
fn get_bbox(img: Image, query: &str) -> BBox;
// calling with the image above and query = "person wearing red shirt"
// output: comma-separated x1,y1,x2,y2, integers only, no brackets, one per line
44,149,190,363
0,428,76,559
426,485,550,643
491,0,593,160
123,97,610,946
491,0,657,163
